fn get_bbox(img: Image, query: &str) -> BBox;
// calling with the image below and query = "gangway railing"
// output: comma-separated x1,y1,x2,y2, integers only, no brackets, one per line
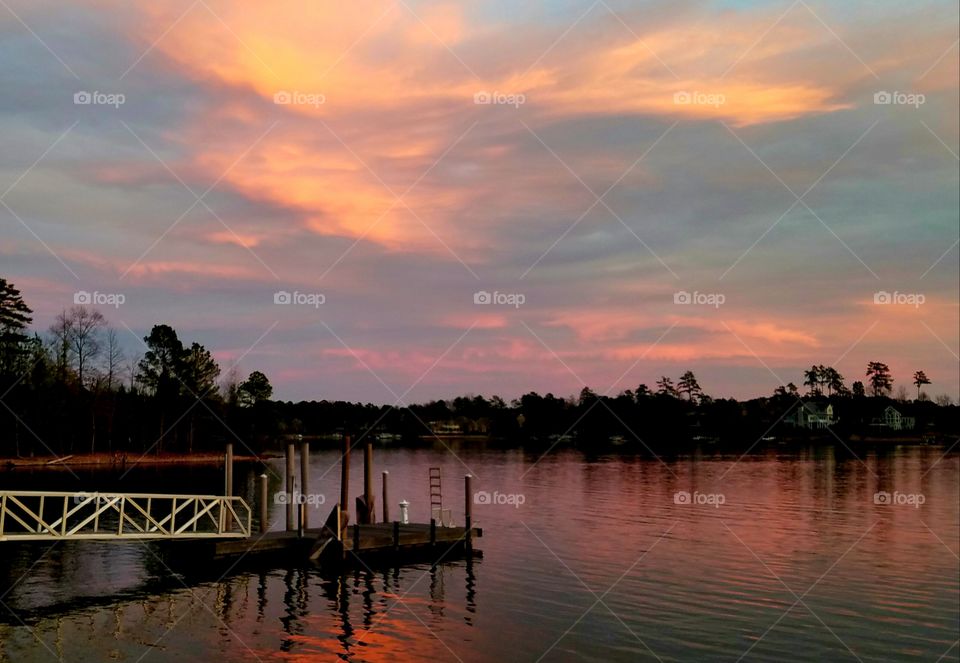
0,491,251,541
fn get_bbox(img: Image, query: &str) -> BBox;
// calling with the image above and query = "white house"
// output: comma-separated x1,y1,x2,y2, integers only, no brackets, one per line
872,406,915,431
791,402,835,429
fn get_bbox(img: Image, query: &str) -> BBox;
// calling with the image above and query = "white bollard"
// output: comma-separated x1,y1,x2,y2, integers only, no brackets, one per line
398,500,410,524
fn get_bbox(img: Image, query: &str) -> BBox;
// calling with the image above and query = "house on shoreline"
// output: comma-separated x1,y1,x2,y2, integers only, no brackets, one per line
788,402,836,429
871,405,915,431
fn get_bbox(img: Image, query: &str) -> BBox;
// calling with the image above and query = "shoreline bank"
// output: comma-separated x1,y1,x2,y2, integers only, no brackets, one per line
1,452,271,470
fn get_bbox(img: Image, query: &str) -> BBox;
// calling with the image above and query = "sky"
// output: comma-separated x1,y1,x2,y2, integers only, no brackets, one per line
1,0,958,403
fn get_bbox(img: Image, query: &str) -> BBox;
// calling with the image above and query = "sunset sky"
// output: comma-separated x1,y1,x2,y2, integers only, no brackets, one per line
1,0,957,402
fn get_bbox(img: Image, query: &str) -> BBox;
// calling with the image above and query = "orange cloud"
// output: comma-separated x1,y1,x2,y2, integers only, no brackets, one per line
108,0,876,262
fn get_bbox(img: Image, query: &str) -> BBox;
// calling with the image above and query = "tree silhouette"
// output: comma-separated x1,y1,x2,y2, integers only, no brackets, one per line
182,342,221,397
239,370,273,406
138,325,186,450
773,382,799,398
866,362,893,397
912,371,931,400
678,371,703,402
803,366,822,396
656,376,678,398
822,367,845,396
0,278,32,375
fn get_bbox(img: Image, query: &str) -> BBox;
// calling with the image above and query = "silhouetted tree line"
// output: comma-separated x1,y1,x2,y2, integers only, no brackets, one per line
273,366,957,447
0,278,275,457
1,277,957,457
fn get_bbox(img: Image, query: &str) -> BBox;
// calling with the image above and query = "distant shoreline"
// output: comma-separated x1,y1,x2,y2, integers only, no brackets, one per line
1,452,270,470
4,435,953,471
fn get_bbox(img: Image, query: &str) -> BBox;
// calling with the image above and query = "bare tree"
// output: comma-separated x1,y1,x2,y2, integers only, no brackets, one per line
126,352,142,392
98,328,125,452
221,365,241,407
104,328,124,391
64,306,105,387
48,310,74,382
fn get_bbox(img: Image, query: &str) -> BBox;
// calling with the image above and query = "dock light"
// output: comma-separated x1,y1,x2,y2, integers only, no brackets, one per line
398,500,410,524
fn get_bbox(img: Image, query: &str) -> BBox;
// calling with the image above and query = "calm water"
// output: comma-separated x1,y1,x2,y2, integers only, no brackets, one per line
0,444,957,662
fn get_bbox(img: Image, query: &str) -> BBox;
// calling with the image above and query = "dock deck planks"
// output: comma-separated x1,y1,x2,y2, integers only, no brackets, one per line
209,522,482,562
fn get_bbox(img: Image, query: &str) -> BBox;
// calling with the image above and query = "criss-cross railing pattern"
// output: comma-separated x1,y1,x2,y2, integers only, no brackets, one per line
0,491,251,540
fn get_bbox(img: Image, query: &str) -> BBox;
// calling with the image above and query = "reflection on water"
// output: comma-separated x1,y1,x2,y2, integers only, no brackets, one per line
0,444,957,662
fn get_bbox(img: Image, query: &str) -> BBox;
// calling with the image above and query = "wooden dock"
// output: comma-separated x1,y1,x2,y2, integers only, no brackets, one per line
194,436,484,569
2,438,490,573
189,522,481,567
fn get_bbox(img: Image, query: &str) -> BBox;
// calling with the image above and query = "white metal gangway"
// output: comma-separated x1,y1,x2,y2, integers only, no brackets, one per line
0,491,251,541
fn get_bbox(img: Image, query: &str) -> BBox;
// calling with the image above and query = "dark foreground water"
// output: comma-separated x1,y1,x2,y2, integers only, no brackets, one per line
0,443,957,662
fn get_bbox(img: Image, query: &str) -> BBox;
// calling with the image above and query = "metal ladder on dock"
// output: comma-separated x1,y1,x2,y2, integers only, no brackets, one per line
428,468,453,526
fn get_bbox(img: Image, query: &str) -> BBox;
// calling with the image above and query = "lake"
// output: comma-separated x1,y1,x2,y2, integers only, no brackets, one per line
0,443,957,662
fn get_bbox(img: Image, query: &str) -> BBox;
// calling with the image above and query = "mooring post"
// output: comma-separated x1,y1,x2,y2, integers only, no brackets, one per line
224,443,234,531
430,518,436,548
363,442,374,524
340,435,351,531
225,443,234,495
353,523,360,554
381,471,390,523
464,474,473,551
300,438,309,530
286,443,296,531
393,520,400,552
259,473,268,534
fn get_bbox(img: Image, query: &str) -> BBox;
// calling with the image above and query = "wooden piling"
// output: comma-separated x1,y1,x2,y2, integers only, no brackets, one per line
259,473,268,534
381,471,390,523
340,435,350,529
286,443,296,531
353,523,360,554
393,520,400,552
224,444,234,531
300,440,309,530
430,518,436,548
464,474,472,551
363,442,374,524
